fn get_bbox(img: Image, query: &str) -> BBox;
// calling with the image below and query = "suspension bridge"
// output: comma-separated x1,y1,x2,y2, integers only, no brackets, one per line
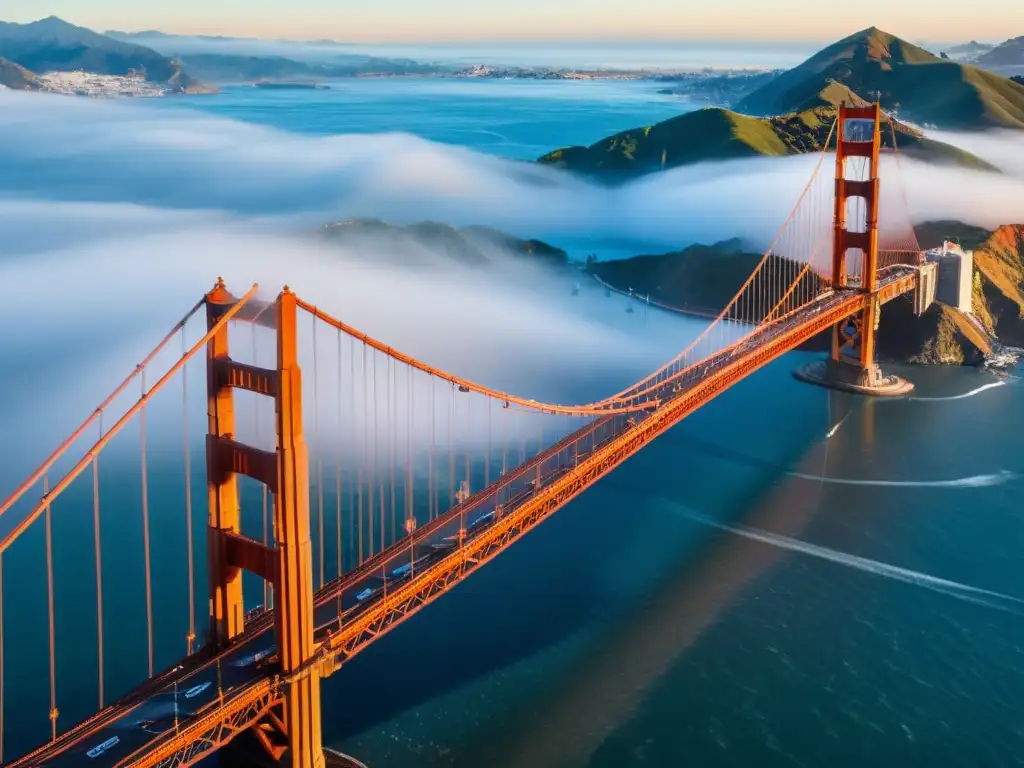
0,104,937,767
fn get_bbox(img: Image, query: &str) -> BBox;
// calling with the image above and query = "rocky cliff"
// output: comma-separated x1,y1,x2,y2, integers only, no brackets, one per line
970,224,1024,345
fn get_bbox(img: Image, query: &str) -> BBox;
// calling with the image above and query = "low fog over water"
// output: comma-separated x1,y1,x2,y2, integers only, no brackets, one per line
0,90,1021,476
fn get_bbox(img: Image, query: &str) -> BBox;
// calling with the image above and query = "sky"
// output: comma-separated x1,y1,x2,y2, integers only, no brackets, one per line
3,0,1020,44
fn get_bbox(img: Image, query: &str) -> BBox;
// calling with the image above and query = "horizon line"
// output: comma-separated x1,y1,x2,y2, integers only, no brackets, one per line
6,15,1007,49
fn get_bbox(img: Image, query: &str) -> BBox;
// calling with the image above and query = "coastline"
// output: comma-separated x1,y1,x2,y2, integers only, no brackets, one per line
589,273,722,321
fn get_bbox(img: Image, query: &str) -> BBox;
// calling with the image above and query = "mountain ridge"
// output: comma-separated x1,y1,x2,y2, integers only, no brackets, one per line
537,99,995,181
737,27,1024,130
0,16,212,92
976,36,1024,70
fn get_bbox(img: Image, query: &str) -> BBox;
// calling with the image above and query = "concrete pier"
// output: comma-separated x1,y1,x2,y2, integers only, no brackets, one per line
222,731,370,768
794,359,914,397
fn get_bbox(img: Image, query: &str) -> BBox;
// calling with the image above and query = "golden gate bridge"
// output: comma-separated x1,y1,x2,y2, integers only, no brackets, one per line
0,104,937,767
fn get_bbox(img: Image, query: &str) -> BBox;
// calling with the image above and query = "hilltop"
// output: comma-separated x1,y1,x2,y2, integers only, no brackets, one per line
314,219,568,269
0,56,41,90
538,96,993,180
736,27,1024,130
0,16,213,92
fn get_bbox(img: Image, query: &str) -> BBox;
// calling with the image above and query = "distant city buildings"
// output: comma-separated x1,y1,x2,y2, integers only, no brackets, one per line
35,70,166,98
924,240,974,312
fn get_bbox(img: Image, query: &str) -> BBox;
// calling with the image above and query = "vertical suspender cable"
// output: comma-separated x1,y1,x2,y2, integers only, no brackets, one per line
403,366,411,528
448,384,454,511
465,396,471,489
536,422,542,486
183,329,196,655
485,399,491,488
348,333,356,570
429,379,436,519
360,342,367,562
44,473,58,741
370,348,378,557
0,550,3,764
93,414,104,709
336,327,343,583
314,311,324,589
384,356,391,546
519,409,525,464
389,358,396,546
140,370,154,679
379,362,386,553
336,328,344,623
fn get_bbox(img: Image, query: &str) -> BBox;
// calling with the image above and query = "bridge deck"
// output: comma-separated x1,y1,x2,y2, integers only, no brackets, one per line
12,268,918,768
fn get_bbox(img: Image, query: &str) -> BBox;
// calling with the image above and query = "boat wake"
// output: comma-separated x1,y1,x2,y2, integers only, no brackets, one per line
908,380,1007,402
787,469,1017,488
674,506,1024,615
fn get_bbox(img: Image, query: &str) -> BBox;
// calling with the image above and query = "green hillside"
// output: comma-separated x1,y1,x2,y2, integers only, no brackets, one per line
737,27,1024,130
0,16,212,92
538,96,994,180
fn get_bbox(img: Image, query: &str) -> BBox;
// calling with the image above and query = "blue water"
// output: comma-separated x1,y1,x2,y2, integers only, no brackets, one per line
0,79,1022,767
149,79,691,160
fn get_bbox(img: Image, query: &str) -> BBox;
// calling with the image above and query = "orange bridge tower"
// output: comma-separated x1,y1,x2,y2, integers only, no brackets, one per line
798,102,915,396
206,280,325,768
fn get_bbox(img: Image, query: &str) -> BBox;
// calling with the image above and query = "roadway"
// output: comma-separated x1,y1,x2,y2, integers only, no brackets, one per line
13,270,917,767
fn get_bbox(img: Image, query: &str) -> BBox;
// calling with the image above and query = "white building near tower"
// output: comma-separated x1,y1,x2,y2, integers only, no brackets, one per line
924,240,974,313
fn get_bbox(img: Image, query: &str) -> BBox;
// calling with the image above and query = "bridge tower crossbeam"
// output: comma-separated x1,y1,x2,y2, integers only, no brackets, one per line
794,101,915,396
205,279,325,768
830,102,884,384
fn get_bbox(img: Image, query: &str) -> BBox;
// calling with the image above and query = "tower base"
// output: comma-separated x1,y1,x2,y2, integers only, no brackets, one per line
222,731,368,768
794,359,913,397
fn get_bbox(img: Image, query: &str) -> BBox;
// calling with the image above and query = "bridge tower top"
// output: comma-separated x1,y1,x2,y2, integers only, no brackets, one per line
831,101,882,293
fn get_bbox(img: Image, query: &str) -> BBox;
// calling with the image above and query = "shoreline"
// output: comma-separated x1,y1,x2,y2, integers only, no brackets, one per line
589,273,722,321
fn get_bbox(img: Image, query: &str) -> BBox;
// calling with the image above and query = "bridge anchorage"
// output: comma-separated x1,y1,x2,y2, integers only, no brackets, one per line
0,101,935,768
794,102,935,396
